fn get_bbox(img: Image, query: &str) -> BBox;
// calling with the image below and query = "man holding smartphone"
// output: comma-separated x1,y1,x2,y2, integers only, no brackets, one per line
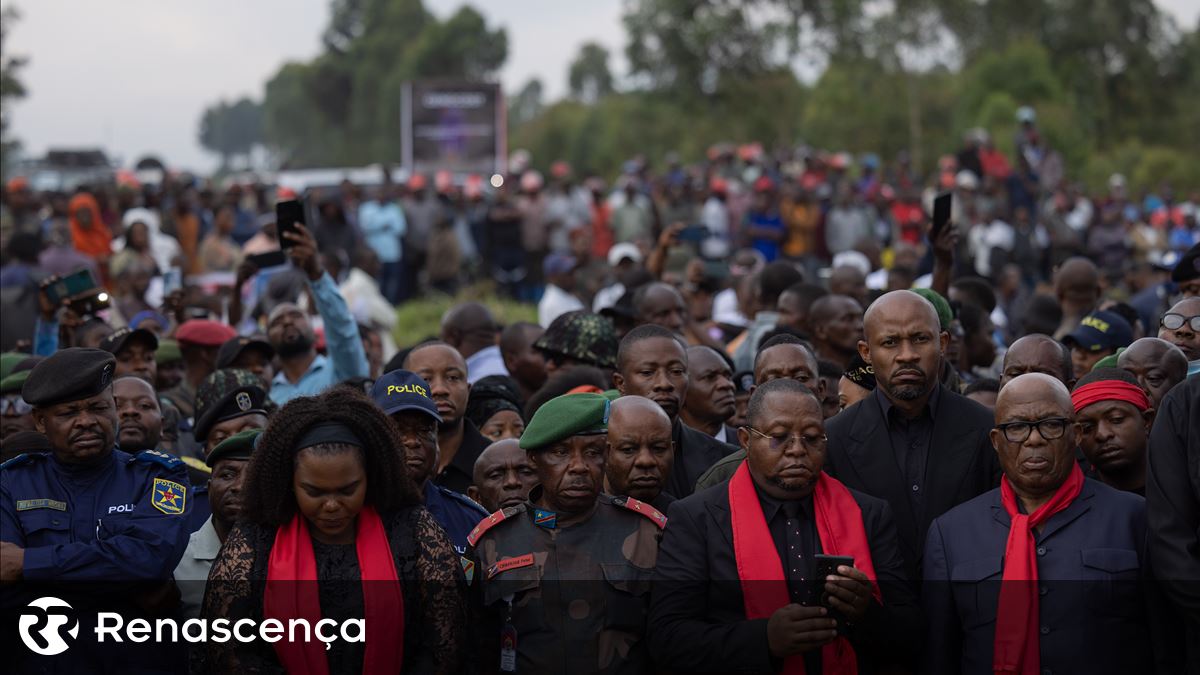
266,221,368,405
649,378,921,674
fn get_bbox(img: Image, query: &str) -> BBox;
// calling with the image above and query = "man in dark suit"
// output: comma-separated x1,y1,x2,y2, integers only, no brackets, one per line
922,373,1151,675
648,378,922,674
825,290,999,575
613,324,737,498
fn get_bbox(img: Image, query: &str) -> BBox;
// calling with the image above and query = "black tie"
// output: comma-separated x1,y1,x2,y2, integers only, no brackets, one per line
781,501,809,605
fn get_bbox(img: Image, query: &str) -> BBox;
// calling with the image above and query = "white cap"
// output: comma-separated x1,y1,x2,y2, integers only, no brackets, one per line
955,170,979,190
832,250,872,276
1108,173,1126,189
607,242,643,267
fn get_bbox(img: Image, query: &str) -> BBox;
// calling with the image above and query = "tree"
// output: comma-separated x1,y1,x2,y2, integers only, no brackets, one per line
1,5,29,178
509,78,544,127
568,43,614,103
198,98,263,169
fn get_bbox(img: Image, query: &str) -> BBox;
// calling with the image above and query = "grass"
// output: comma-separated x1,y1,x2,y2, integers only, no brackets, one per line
391,281,537,347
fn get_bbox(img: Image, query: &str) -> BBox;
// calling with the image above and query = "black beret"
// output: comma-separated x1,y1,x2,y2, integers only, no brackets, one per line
206,428,261,467
194,382,269,442
1172,243,1199,283
99,327,159,356
22,348,116,407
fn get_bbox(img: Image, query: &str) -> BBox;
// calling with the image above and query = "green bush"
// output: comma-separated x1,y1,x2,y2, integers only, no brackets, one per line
392,284,537,348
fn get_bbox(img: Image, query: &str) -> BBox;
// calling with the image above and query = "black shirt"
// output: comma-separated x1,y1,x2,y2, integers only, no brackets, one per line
433,420,491,495
874,384,941,518
756,485,821,675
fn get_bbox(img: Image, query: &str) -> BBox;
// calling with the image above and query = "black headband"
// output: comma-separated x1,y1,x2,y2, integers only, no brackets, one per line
296,421,364,451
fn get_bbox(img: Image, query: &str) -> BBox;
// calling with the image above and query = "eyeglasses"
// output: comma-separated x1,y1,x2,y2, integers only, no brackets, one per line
1160,313,1200,331
994,417,1069,443
1,396,32,416
744,426,827,451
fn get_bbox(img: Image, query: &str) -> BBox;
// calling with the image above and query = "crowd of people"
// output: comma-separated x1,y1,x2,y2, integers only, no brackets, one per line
2,109,1200,674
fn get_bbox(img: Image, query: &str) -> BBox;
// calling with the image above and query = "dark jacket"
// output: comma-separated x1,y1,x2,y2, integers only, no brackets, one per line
922,479,1151,675
648,481,923,673
668,419,739,499
824,385,1000,575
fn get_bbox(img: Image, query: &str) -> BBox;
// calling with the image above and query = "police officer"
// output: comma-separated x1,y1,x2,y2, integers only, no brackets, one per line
468,392,665,675
0,348,192,671
369,369,488,555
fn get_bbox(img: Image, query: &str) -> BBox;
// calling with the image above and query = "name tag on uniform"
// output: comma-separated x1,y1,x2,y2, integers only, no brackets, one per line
487,553,535,579
16,499,67,512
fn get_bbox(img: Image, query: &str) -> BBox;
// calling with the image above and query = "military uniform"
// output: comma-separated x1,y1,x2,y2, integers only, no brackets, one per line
468,491,665,675
533,310,620,369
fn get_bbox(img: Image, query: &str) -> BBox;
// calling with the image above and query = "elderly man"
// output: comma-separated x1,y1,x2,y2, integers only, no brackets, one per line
441,302,510,383
923,373,1150,675
468,438,538,512
649,378,922,673
1157,297,1200,366
607,395,676,511
825,290,999,576
267,222,368,405
1117,337,1188,408
808,295,865,370
467,393,665,675
1000,333,1075,389
680,345,737,444
370,369,486,555
174,428,257,618
1072,368,1155,495
613,324,737,498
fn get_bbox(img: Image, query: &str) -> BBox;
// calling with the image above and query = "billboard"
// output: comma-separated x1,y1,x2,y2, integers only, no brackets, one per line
401,81,505,177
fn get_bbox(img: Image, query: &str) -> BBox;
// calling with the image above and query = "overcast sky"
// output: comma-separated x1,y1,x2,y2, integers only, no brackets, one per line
6,0,1197,173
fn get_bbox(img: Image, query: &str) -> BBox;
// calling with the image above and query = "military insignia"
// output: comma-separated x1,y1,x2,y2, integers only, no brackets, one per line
487,553,535,579
533,509,557,529
618,496,668,529
467,507,511,546
461,557,476,585
235,391,253,412
151,477,187,515
99,363,114,388
16,499,67,512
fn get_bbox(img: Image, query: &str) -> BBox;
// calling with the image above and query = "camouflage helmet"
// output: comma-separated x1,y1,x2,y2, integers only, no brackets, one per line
193,368,276,442
533,311,619,370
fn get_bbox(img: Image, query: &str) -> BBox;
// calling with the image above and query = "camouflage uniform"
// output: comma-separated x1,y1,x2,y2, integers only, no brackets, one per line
468,488,666,675
534,311,619,369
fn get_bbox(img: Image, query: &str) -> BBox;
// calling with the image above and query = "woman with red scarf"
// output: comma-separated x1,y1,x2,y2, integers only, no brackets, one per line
922,373,1151,675
648,378,923,673
197,387,466,674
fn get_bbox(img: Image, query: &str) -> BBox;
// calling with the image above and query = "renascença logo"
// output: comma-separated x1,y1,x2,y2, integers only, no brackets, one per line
18,597,79,655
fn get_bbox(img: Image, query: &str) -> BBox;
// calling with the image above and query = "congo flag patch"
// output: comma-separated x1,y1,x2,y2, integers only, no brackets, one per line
151,478,187,515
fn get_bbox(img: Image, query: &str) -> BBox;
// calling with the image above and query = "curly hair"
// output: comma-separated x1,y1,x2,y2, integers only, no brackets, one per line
240,387,419,527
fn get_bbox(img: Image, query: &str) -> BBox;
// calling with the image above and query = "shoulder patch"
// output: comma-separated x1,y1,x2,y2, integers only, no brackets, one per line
180,455,211,475
466,505,523,547
440,486,490,517
611,496,668,529
0,452,46,470
132,450,184,471
151,477,188,515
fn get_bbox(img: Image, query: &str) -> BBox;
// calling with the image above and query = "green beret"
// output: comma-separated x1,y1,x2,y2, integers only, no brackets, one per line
1091,347,1125,371
519,393,611,451
156,339,183,364
206,428,261,467
1,352,25,380
22,348,116,407
0,369,31,394
911,288,953,332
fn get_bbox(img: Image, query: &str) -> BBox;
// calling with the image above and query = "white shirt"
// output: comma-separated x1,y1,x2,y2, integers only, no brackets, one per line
466,345,510,384
174,516,222,619
539,284,584,328
592,283,625,313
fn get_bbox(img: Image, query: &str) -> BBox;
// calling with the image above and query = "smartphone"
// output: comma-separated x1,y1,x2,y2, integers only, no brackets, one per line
678,224,709,243
813,554,856,634
931,191,952,239
276,199,305,249
163,267,183,295
246,250,288,269
41,268,109,316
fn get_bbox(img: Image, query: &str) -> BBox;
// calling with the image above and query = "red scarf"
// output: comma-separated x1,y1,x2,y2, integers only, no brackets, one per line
728,462,880,675
993,463,1084,675
264,505,405,675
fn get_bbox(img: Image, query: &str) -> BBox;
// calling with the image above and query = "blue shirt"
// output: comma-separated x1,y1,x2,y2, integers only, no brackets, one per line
359,201,407,263
269,272,369,406
0,448,192,580
423,481,488,555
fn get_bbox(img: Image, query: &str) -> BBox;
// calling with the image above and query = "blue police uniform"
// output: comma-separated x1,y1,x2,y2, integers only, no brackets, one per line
423,480,488,555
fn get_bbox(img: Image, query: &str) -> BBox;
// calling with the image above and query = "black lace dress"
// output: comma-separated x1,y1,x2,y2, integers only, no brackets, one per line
193,505,466,674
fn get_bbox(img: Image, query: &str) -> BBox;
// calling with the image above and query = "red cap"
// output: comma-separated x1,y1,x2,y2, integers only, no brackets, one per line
6,176,29,192
708,177,728,194
176,320,237,347
434,170,453,193
276,187,297,200
550,161,571,179
753,176,775,193
408,174,427,191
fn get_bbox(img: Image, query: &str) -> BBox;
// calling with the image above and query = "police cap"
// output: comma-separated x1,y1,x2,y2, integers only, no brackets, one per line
22,348,116,407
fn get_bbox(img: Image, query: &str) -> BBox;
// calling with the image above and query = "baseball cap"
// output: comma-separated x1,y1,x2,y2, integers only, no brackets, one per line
369,370,442,422
607,242,643,267
99,327,159,356
1062,310,1134,353
176,320,237,347
216,335,276,369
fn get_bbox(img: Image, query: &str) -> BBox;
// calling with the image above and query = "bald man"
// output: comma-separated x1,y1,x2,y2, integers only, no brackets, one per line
468,438,538,512
829,265,868,306
441,302,509,383
1000,334,1075,390
808,294,865,369
825,290,999,575
1157,297,1200,363
634,282,687,335
923,373,1150,675
606,396,676,510
1118,337,1188,408
1053,257,1101,340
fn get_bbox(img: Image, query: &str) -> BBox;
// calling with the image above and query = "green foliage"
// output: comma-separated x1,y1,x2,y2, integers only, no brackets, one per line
568,43,614,104
198,98,263,169
392,285,535,347
0,6,28,178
